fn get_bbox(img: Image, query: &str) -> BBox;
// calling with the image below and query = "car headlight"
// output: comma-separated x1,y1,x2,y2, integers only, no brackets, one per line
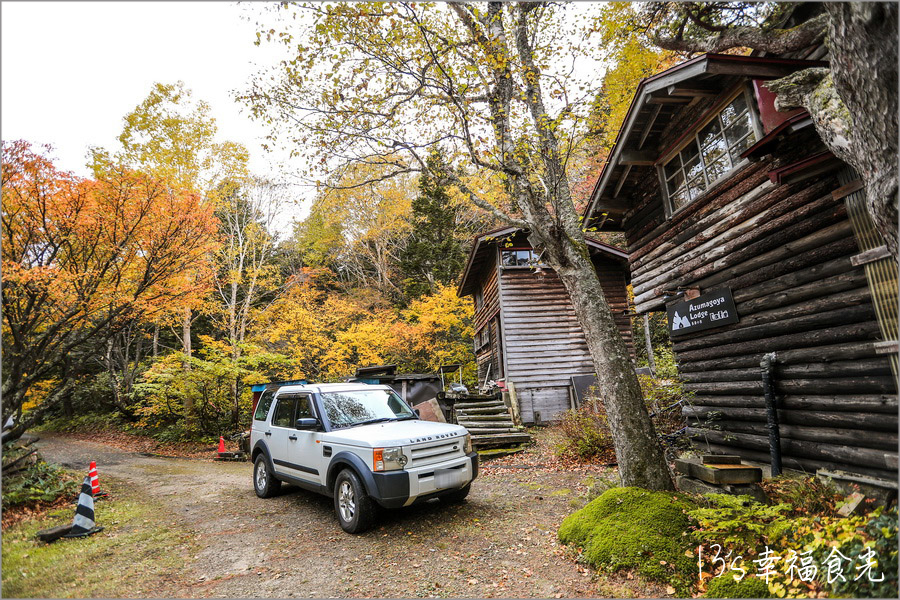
463,434,473,454
374,446,407,471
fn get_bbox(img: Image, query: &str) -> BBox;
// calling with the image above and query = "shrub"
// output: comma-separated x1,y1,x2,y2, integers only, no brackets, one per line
1,458,79,511
690,494,792,551
705,573,771,598
558,487,698,595
556,398,613,460
759,474,840,518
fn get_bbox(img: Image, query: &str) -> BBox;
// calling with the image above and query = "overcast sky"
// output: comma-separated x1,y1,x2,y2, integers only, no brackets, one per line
1,1,288,180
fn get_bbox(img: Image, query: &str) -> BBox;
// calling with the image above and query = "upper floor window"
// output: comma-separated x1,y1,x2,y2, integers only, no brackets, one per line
501,248,542,267
661,91,759,213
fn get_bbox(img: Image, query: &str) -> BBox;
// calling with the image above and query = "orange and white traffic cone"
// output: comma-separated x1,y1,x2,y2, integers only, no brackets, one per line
88,461,108,499
217,436,226,457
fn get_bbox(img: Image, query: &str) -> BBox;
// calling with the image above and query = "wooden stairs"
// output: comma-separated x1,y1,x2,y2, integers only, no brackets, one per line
453,394,532,449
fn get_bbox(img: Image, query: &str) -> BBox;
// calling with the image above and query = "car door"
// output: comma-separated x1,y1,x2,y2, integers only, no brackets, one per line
283,393,324,485
268,394,297,477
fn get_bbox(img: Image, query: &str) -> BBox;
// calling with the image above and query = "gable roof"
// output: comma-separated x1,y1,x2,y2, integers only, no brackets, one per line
583,53,828,231
457,227,628,297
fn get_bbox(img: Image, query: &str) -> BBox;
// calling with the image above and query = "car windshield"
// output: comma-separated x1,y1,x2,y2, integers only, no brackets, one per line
320,389,415,429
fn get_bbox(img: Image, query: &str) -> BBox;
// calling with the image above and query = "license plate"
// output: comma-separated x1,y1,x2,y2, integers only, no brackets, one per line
434,468,464,490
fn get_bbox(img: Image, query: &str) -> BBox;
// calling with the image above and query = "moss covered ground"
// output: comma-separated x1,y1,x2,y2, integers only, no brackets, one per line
558,486,699,595
704,574,771,598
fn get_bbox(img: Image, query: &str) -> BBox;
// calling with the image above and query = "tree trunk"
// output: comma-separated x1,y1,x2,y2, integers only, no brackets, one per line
539,230,674,490
152,322,159,358
182,307,194,427
825,2,898,259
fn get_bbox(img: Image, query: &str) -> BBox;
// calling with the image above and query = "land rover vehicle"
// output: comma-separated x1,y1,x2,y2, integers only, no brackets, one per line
250,383,478,533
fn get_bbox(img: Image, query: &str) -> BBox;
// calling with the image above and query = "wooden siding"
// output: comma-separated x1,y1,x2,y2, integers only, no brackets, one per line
473,250,502,383
620,120,898,479
500,261,634,424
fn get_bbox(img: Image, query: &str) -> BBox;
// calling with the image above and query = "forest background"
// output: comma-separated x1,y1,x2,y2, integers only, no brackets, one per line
1,3,674,444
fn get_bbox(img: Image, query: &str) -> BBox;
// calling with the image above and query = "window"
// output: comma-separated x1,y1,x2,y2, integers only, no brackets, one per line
661,92,758,213
474,287,484,310
272,396,296,428
253,389,276,421
295,395,315,420
501,248,541,267
320,389,414,429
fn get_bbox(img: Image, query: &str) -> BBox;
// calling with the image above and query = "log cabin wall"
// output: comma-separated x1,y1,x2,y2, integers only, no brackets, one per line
584,55,898,481
471,246,502,384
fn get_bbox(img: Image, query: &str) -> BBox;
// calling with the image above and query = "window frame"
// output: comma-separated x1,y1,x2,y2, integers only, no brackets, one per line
499,247,544,268
657,84,764,218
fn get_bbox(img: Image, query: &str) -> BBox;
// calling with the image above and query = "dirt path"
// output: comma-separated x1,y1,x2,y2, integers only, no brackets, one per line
36,433,664,598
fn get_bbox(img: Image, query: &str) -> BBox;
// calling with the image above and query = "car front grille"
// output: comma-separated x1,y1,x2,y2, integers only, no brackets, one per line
408,439,464,468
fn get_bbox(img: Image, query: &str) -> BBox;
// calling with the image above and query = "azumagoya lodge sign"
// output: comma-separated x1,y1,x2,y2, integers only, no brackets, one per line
666,287,739,337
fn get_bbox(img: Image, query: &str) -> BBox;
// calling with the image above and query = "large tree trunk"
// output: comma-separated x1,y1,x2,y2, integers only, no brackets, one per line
182,308,195,426
536,229,675,490
825,2,898,258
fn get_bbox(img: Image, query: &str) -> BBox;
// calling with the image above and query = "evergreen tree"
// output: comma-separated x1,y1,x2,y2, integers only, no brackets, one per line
400,153,468,301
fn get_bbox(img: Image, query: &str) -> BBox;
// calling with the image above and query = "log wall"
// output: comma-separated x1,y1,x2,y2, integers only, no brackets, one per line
622,127,898,479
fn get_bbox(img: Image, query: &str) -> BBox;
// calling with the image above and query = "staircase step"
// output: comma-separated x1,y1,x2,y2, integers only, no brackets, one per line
457,406,508,415
459,421,516,429
463,427,520,435
471,432,533,448
454,401,507,410
460,414,516,422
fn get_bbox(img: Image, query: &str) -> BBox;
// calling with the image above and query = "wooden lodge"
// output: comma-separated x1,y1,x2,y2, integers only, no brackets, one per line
457,227,633,424
583,53,899,482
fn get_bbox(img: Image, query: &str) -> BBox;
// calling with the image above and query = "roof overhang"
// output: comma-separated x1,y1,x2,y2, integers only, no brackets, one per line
583,53,829,231
457,227,628,297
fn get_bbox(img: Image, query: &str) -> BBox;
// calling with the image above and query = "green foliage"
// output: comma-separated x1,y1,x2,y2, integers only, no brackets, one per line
132,337,292,437
690,494,793,551
37,412,128,435
399,152,472,301
705,573,771,598
558,487,698,595
1,459,78,510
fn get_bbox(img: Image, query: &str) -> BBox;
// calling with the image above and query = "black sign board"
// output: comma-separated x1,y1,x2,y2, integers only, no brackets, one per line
666,287,739,337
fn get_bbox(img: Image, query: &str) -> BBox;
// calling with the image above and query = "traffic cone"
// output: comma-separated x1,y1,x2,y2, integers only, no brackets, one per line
88,460,108,498
217,436,226,456
63,476,103,538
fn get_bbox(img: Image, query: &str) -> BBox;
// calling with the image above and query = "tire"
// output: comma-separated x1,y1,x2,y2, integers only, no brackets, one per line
441,484,471,504
333,469,376,534
254,454,281,498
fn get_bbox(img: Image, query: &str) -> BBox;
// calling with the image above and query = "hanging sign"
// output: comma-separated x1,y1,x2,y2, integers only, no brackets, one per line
666,287,739,337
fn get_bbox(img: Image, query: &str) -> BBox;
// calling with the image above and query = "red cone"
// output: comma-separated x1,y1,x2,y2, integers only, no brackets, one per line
217,436,226,456
88,461,100,495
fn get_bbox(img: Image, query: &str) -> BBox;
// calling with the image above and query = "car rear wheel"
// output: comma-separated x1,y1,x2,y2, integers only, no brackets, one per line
334,469,376,534
254,454,281,498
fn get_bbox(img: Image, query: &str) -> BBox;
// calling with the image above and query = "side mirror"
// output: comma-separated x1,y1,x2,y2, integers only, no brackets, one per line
414,409,420,417
295,417,319,430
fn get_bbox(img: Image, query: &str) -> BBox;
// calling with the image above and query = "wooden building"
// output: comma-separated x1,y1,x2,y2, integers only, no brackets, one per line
457,227,633,424
583,53,898,481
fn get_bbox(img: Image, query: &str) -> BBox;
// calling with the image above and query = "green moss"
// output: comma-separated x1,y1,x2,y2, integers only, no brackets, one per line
705,574,771,598
558,487,698,595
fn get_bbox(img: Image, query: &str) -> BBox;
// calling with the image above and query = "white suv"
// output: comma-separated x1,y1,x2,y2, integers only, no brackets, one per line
250,382,478,533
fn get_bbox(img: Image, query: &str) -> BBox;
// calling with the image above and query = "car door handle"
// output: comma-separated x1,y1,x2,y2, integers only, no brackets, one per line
288,435,298,441
264,431,272,436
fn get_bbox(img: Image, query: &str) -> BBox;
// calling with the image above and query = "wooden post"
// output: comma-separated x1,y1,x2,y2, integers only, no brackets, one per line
643,314,656,377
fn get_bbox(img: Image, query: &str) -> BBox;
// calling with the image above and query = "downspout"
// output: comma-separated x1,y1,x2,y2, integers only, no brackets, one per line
760,352,782,477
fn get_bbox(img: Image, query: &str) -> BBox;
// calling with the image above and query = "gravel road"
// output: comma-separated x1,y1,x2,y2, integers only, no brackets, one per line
36,433,659,598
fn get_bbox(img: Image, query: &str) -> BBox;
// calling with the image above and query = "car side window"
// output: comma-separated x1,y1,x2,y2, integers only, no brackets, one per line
253,389,276,421
295,395,315,420
271,396,296,428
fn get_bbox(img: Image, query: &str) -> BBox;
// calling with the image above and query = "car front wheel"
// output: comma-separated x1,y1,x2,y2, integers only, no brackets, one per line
334,469,376,534
254,454,281,498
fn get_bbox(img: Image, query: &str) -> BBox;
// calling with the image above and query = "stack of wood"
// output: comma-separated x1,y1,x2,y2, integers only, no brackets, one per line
674,454,767,503
1,434,40,476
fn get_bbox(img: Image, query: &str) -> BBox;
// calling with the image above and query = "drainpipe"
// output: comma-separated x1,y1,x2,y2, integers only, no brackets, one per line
760,352,782,477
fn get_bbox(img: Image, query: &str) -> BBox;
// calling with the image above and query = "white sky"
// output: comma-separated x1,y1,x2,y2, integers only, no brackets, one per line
1,1,294,186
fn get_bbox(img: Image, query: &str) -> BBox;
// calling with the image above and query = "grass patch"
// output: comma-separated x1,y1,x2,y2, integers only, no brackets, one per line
2,478,196,598
704,574,771,598
558,486,698,596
